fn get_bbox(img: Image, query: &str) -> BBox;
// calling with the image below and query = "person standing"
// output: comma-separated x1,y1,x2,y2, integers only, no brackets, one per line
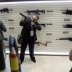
0,20,7,71
19,15,41,64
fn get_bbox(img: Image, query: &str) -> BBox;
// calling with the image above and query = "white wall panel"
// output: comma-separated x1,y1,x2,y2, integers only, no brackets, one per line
0,1,72,52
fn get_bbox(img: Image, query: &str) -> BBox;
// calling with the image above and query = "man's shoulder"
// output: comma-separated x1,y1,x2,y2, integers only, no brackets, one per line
26,17,31,21
25,17,31,23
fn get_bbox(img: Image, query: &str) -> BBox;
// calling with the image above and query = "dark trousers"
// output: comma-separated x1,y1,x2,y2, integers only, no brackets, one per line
0,39,5,70
20,36,35,61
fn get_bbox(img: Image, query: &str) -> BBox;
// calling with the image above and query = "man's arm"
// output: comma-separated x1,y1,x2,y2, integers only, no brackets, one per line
19,17,31,26
19,13,29,26
35,22,41,30
0,21,7,32
19,19,24,26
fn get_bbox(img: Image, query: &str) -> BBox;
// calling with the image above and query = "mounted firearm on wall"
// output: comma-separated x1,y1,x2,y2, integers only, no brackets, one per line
47,10,53,12
9,27,14,29
62,9,72,15
46,33,52,36
47,23,52,25
63,24,72,28
8,19,14,21
63,31,69,34
39,23,52,27
64,18,70,21
35,41,48,46
56,37,72,42
25,9,45,15
35,41,51,46
0,8,13,13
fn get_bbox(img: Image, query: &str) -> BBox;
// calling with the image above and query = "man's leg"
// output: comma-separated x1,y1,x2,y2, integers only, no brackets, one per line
28,37,36,63
20,39,27,64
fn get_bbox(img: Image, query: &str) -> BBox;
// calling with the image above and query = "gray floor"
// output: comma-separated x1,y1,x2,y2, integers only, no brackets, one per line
22,55,72,72
2,55,72,72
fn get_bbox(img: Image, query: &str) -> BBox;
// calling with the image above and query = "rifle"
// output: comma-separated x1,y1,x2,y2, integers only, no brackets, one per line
63,24,72,28
46,33,52,36
63,31,68,34
64,18,70,21
20,13,27,18
9,27,14,29
56,37,72,42
47,10,53,12
39,23,52,27
25,9,45,15
35,41,48,46
39,24,46,27
8,19,14,21
0,8,13,13
62,9,72,15
47,23,52,25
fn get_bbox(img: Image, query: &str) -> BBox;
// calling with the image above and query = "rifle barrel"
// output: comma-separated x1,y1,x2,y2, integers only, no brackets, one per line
20,13,27,18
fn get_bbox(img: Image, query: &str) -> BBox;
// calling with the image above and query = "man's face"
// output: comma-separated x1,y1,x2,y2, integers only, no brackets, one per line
32,15,38,23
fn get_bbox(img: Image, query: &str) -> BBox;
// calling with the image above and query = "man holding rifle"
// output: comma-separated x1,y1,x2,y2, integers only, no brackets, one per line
19,13,41,64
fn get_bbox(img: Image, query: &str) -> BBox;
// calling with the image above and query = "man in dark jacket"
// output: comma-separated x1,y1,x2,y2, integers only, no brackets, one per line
19,15,41,64
0,21,7,40
0,20,7,70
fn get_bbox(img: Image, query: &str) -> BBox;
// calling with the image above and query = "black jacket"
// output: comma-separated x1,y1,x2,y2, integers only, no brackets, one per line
0,20,7,40
19,17,41,40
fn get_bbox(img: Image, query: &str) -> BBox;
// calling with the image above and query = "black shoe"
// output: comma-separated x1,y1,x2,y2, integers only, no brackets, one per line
20,57,24,64
20,60,23,64
31,57,36,63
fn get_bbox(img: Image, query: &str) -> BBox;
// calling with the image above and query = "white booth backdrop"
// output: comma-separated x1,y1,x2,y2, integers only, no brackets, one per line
0,1,72,54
